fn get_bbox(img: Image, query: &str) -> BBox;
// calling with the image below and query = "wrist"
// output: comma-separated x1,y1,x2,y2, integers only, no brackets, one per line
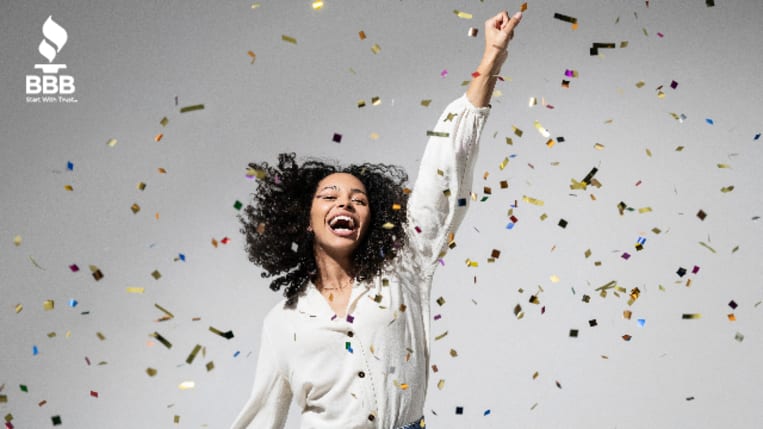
477,49,507,75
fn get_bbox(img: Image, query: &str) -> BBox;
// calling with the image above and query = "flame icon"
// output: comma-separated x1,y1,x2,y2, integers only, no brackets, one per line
38,16,68,63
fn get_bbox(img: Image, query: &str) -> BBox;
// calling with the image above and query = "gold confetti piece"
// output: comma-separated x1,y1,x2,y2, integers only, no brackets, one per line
646,148,652,157
468,27,478,37
720,185,734,193
426,131,449,138
437,379,445,390
16,303,23,313
499,157,509,170
158,167,167,174
96,332,106,341
699,241,717,253
282,34,297,44
513,304,524,319
311,0,324,10
160,116,169,126
522,195,544,206
512,126,523,137
534,121,550,138
717,163,731,169
635,81,645,88
137,182,146,191
178,381,195,390
369,132,380,140
146,368,158,377
154,133,163,142
151,332,173,349
434,331,448,341
43,300,54,311
638,207,652,214
64,185,73,191
186,344,202,364
682,313,702,319
14,235,22,246
371,43,381,54
381,222,395,230
371,96,381,106
357,100,366,108
127,287,145,294
449,349,458,357
358,30,366,40
453,10,473,19
106,138,117,147
151,270,161,280
521,2,528,12
131,203,141,214
179,104,204,113
550,275,560,283
594,143,605,150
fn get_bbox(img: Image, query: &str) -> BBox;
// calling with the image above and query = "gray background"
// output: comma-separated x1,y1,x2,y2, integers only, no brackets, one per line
2,1,762,428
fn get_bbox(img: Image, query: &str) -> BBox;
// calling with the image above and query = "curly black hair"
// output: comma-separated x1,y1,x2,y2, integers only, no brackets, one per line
240,152,409,307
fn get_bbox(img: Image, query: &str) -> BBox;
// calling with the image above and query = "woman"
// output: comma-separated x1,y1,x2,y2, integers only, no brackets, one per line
233,9,522,428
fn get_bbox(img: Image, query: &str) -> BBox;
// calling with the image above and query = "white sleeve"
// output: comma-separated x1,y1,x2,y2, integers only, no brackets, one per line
405,94,490,277
231,326,292,429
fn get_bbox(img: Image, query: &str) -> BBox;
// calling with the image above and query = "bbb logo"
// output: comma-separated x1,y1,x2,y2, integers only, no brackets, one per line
26,16,77,103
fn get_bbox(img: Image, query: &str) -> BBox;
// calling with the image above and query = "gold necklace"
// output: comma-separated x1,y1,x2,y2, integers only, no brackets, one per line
320,278,353,291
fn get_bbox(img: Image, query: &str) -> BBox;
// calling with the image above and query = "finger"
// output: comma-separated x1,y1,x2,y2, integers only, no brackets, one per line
489,10,509,30
501,11,523,33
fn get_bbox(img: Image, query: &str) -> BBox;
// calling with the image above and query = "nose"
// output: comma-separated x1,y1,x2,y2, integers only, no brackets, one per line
337,197,355,210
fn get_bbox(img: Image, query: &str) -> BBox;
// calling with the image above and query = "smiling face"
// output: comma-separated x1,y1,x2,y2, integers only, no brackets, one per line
309,173,371,261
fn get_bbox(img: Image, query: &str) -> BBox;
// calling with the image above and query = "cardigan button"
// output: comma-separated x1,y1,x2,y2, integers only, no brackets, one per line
358,371,366,378
347,331,354,337
367,414,375,421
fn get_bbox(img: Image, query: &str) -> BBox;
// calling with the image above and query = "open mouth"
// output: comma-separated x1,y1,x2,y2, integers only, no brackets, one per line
328,215,357,236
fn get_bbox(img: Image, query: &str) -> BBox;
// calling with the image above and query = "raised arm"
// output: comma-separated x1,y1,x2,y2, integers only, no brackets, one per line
405,8,522,276
466,10,523,108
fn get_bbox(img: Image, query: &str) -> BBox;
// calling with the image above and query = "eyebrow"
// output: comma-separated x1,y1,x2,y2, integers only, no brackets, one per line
318,185,367,195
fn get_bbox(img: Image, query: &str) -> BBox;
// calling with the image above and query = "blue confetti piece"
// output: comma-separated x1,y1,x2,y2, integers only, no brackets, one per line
178,253,186,262
637,318,646,327
66,161,74,171
33,345,39,356
705,118,714,125
484,409,491,416
457,198,467,207
233,350,240,358
754,133,761,141
505,222,515,230
69,299,78,307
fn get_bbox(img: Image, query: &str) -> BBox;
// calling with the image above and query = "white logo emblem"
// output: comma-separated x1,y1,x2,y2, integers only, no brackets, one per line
37,16,69,72
26,16,78,103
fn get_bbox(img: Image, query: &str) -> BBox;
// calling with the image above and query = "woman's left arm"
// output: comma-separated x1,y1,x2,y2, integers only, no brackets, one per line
466,10,523,108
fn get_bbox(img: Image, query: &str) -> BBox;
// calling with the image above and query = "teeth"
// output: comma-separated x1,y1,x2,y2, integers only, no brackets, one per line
329,215,355,229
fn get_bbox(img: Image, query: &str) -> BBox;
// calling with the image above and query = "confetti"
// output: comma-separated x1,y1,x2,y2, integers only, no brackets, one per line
106,138,117,147
453,10,473,19
311,0,324,10
209,326,235,339
281,35,297,44
553,12,578,24
179,104,204,113
151,332,172,349
14,235,22,246
178,381,195,390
